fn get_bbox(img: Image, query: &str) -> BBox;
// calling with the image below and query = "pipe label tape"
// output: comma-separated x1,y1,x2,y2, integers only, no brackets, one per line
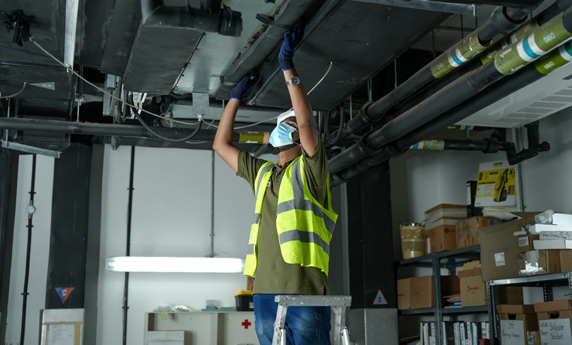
239,132,265,144
495,13,572,75
410,140,444,150
431,33,488,78
535,41,572,75
481,19,539,65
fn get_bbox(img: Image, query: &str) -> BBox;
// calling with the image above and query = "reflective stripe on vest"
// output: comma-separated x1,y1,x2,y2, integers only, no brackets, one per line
243,162,274,277
242,155,338,277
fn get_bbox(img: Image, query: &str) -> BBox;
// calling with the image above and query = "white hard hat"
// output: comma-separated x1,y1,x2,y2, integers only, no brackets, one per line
276,109,296,125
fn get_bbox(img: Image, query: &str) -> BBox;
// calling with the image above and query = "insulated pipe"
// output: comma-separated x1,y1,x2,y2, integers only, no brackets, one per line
0,118,270,144
330,2,542,144
328,7,572,176
141,0,242,37
409,139,514,152
379,0,567,125
330,39,572,186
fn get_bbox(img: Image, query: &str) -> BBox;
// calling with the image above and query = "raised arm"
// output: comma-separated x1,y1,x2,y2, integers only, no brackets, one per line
279,27,319,157
213,76,253,172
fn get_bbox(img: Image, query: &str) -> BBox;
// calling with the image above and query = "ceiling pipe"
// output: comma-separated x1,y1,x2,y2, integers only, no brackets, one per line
328,5,572,176
330,39,572,186
376,0,570,125
0,117,269,144
140,0,242,37
327,1,544,145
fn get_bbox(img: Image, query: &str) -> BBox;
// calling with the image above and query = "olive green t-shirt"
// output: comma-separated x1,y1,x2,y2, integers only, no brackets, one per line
237,141,330,295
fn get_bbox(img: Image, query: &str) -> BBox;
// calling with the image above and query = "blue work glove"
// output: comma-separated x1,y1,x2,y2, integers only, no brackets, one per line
229,75,255,102
278,26,304,71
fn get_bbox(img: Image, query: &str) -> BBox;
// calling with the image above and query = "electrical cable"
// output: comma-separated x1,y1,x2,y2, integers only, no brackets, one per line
212,61,335,130
29,38,200,126
0,82,27,99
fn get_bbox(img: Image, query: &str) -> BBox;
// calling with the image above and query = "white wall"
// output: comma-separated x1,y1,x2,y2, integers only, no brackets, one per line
5,155,55,345
96,146,268,345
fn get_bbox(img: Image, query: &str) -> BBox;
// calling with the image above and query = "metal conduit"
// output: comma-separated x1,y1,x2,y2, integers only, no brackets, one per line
328,5,572,176
328,2,543,145
330,38,572,186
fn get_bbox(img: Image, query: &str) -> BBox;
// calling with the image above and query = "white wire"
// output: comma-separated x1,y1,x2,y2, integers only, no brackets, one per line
0,82,27,100
30,38,201,126
228,61,335,130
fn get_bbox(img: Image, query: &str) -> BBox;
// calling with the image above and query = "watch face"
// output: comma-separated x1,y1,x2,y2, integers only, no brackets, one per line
287,76,300,85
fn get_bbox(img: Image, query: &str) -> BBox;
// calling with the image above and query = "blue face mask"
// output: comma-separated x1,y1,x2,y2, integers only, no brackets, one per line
269,122,298,147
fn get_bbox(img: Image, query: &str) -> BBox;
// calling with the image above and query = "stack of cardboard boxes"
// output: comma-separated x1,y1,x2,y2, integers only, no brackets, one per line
496,300,572,345
398,276,460,310
424,204,466,254
517,212,572,276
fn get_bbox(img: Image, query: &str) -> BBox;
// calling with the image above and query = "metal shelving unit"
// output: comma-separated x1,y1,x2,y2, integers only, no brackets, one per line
398,245,485,345
486,271,572,345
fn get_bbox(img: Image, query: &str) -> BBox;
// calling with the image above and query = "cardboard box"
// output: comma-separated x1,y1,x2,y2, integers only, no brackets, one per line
410,275,460,309
397,278,410,310
458,261,486,307
535,300,572,345
425,204,467,222
560,250,572,272
456,217,506,249
498,286,524,305
533,239,572,250
430,225,457,253
521,249,562,276
518,235,539,252
475,161,517,207
147,331,185,345
497,305,540,345
425,217,464,231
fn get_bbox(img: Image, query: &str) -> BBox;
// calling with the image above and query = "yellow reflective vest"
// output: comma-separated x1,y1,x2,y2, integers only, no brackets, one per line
243,156,338,277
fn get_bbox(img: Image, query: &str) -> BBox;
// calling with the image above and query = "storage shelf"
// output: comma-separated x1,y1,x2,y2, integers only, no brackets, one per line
399,305,488,316
488,272,572,287
441,305,488,314
399,245,481,266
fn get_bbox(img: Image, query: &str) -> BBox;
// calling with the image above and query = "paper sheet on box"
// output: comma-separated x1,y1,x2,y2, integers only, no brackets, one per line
48,324,74,345
539,319,572,345
501,320,525,345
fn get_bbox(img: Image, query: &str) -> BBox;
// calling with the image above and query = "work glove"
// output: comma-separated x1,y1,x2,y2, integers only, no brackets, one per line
229,75,255,102
278,26,304,71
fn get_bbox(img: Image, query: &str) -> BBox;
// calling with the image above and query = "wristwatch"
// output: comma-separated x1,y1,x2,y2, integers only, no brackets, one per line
285,75,301,86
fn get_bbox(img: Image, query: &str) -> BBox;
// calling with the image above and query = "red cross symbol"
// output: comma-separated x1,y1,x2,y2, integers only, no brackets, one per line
242,319,252,329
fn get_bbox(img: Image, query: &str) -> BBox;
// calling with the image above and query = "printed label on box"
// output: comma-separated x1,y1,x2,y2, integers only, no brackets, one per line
519,237,529,246
528,331,538,345
495,252,506,266
427,238,431,254
501,320,525,345
539,319,572,345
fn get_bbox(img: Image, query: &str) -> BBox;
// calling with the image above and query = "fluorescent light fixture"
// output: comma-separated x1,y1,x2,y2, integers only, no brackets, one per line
106,256,245,273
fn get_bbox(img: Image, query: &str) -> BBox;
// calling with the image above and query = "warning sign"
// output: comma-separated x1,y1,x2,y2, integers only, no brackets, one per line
373,290,388,305
55,287,75,304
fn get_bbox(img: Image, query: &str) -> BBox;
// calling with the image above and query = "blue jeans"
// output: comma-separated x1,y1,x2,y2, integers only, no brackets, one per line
253,294,331,345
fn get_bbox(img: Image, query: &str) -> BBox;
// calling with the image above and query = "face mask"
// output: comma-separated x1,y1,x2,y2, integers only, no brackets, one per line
269,122,298,147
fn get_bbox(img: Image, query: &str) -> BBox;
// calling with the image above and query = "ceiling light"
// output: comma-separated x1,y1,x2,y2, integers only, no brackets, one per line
106,256,245,273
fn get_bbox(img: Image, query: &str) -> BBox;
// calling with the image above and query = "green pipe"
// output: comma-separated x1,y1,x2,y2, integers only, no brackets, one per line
410,140,445,150
431,31,491,78
495,12,572,75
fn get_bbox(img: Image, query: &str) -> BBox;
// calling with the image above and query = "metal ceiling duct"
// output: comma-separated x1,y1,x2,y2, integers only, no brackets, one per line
243,0,449,110
122,0,243,95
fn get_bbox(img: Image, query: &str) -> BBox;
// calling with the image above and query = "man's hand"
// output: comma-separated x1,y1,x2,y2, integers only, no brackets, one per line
279,26,304,71
229,75,255,102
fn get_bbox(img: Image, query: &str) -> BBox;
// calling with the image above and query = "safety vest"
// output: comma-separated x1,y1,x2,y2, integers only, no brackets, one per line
244,156,338,277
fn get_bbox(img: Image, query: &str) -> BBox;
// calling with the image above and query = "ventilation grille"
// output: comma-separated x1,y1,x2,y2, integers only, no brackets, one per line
564,73,572,80
502,86,572,122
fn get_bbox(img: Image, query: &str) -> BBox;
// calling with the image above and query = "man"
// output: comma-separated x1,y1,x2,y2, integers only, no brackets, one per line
213,27,338,345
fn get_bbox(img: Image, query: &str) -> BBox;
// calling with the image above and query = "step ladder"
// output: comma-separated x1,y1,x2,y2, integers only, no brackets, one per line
271,295,352,345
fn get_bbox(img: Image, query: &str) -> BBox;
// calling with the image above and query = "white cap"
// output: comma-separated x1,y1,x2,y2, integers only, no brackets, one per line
276,109,296,125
